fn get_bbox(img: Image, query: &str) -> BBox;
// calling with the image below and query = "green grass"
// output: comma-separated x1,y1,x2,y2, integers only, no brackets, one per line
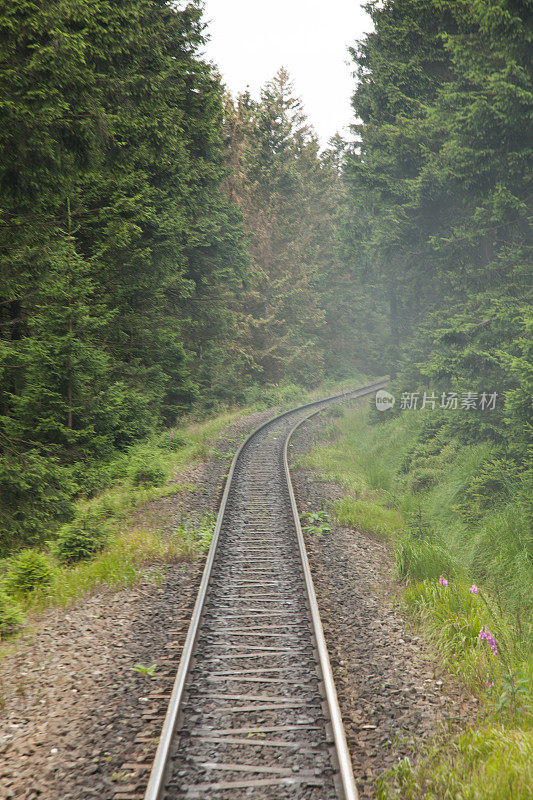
70,372,372,530
299,400,532,798
243,372,373,412
377,724,533,800
0,374,373,643
300,403,532,626
0,407,247,642
334,496,402,540
298,402,418,533
1,517,216,627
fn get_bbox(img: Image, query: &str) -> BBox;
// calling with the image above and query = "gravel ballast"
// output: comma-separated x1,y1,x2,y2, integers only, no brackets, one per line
290,410,477,799
0,408,274,800
0,399,475,800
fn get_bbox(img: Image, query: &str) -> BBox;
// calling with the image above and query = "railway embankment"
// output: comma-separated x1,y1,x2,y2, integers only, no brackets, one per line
0,405,276,800
1,386,519,800
291,403,532,800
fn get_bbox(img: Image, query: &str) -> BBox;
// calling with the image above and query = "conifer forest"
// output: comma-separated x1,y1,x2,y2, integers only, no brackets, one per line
0,2,531,799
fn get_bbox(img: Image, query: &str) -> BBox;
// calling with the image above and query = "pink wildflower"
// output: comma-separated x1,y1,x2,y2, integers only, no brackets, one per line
479,627,498,656
170,430,174,441
438,576,448,587
470,585,478,595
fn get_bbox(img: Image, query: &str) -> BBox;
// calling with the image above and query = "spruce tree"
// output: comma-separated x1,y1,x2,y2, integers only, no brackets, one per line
0,0,248,548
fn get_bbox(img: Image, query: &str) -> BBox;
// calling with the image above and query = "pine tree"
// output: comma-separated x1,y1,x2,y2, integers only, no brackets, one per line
0,0,248,548
346,0,459,373
344,0,532,452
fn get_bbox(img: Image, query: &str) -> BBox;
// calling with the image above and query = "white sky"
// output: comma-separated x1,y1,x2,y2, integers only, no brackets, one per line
200,0,373,147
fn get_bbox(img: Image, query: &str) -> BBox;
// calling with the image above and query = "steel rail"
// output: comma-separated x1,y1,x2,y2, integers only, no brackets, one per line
283,404,361,800
143,378,388,800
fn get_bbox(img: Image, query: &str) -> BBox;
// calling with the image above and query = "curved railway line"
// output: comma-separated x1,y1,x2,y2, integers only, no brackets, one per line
144,380,388,800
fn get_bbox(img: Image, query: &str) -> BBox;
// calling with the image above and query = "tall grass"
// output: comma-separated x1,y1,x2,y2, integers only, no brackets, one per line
300,401,533,799
299,403,417,500
335,496,402,540
377,724,533,800
300,404,532,629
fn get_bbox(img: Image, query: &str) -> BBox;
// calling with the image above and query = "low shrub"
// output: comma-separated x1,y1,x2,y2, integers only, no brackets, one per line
408,466,442,493
0,451,76,556
301,510,332,536
131,464,166,487
54,520,107,564
171,511,217,558
159,432,189,451
456,456,523,522
5,549,54,597
71,461,126,499
0,586,23,636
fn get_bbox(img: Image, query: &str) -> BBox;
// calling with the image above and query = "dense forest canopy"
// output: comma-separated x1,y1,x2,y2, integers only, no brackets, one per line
0,0,531,555
344,0,532,618
345,0,531,456
0,0,243,547
0,1,380,550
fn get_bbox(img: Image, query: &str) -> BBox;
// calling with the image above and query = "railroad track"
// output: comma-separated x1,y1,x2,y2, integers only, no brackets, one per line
144,380,388,800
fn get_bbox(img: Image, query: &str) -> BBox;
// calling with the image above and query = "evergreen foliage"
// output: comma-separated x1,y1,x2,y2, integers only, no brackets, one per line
0,585,22,636
222,70,386,387
5,548,54,596
0,1,248,551
54,519,106,564
0,0,529,570
345,0,532,470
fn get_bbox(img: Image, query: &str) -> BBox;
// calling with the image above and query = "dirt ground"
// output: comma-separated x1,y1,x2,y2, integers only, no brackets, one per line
0,401,475,800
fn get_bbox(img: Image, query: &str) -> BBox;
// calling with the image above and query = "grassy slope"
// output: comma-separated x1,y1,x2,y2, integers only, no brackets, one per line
298,401,532,800
0,374,371,643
